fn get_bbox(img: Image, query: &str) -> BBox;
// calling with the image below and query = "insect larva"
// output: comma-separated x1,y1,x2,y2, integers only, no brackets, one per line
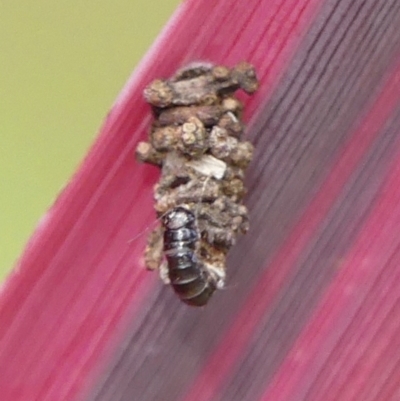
162,206,218,306
136,62,258,306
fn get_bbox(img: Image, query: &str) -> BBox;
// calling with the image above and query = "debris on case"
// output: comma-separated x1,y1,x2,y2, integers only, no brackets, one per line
136,62,258,306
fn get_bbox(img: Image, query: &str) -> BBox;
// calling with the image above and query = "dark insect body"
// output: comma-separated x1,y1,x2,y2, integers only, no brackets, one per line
162,206,217,306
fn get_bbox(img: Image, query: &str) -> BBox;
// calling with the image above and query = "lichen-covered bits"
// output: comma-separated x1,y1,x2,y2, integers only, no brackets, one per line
136,62,258,306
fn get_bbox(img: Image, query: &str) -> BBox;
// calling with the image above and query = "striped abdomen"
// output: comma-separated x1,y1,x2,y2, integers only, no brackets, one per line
162,207,216,306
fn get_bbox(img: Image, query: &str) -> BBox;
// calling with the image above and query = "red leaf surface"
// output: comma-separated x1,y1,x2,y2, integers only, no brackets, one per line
2,0,400,400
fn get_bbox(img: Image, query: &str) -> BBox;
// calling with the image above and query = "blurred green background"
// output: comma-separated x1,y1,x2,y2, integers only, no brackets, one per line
0,1,180,279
